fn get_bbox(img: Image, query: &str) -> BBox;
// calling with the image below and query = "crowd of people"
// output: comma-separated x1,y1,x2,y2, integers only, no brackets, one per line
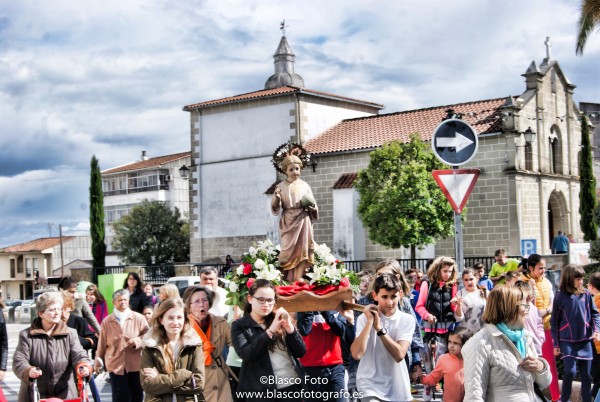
1,252,600,402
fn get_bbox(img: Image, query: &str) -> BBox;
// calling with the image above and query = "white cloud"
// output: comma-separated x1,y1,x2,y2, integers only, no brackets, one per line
0,0,598,246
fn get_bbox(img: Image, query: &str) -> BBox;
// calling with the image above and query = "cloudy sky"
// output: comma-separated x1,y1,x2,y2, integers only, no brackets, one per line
1,0,598,248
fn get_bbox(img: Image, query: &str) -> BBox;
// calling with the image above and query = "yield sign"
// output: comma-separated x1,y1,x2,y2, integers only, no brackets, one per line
432,169,480,213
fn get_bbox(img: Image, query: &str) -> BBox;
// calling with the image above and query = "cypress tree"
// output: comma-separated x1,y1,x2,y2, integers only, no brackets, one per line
579,115,597,241
90,155,106,267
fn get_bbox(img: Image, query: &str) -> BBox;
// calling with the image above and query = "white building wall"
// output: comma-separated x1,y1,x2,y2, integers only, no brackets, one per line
333,188,366,260
199,157,275,239
200,103,295,163
51,237,93,270
0,255,10,281
3,282,21,300
104,191,164,208
301,102,374,143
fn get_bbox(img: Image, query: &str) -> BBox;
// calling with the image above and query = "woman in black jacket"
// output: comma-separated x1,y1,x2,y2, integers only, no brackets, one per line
123,272,152,314
231,279,305,401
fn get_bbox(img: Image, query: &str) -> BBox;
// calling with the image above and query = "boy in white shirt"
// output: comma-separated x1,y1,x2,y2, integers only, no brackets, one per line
351,273,416,402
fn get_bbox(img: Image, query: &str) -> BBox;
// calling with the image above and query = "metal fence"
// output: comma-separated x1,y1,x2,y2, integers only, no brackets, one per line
92,264,175,285
92,265,125,283
192,263,229,277
341,256,522,273
92,255,521,284
144,264,175,284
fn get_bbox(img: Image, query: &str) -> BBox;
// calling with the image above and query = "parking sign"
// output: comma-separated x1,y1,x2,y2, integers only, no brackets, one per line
521,239,537,256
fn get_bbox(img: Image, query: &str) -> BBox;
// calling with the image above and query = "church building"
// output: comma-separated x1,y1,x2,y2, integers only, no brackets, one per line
183,34,585,264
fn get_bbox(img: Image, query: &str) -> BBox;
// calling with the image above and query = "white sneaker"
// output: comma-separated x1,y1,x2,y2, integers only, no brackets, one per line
422,385,432,401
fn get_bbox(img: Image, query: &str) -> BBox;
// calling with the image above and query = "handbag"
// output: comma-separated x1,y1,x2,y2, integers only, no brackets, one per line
212,353,238,382
533,381,550,402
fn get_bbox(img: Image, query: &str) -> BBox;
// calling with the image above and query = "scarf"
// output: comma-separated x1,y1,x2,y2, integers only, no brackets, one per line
113,307,131,327
190,315,215,365
497,322,527,358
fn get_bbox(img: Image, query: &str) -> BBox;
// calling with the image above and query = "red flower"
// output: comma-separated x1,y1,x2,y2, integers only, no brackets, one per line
243,263,253,275
246,278,255,289
340,277,350,287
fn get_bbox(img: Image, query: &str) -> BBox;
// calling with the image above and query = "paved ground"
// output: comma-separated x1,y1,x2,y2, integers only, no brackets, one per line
0,322,584,402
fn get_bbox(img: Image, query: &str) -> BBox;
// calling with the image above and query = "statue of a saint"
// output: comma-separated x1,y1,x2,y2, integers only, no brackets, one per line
271,151,318,282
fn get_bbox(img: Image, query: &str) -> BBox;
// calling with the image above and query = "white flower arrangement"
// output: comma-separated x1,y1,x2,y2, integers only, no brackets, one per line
306,243,352,287
226,240,356,308
226,239,283,308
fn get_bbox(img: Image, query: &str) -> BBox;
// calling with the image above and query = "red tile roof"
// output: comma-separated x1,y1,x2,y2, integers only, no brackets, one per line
0,237,76,253
183,86,384,110
102,152,190,175
333,173,358,189
305,98,507,154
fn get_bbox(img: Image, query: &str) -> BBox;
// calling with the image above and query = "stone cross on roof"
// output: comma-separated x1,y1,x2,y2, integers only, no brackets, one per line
545,37,552,61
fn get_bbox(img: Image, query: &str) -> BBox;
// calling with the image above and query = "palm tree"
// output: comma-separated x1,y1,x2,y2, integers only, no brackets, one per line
576,0,600,55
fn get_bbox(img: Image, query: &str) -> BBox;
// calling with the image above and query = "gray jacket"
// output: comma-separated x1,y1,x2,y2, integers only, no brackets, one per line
13,318,91,402
73,297,101,332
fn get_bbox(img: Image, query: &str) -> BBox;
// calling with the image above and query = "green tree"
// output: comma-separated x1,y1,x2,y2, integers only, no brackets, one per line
112,200,190,265
579,115,597,241
576,0,600,55
89,155,106,268
355,135,455,260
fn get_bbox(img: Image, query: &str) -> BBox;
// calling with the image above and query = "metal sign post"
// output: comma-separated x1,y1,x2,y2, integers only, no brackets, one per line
454,200,464,272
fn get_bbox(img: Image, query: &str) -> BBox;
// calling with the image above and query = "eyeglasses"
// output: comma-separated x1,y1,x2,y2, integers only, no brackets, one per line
44,308,62,314
253,296,276,304
519,303,530,312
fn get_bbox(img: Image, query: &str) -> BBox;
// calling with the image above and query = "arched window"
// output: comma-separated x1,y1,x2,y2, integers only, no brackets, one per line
549,126,563,174
525,143,533,171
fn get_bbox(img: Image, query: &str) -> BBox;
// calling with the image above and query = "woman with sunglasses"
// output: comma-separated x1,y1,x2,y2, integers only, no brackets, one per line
231,279,306,401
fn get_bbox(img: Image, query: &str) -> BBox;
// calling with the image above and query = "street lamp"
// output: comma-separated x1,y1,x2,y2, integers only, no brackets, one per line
178,165,189,179
522,127,536,144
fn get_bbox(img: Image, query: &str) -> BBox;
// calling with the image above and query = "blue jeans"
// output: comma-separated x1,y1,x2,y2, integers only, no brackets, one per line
562,357,592,402
109,371,143,402
304,364,346,402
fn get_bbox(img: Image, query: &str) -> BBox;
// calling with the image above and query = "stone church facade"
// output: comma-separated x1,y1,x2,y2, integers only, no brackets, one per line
184,35,585,264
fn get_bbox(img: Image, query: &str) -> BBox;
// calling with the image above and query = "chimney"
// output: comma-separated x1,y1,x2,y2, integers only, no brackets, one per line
141,150,148,161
